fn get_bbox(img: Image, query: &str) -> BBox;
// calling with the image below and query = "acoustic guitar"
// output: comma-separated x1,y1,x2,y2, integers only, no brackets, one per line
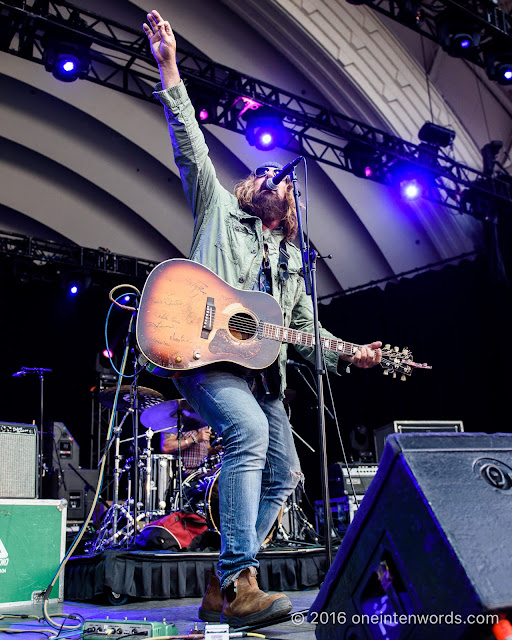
136,259,430,380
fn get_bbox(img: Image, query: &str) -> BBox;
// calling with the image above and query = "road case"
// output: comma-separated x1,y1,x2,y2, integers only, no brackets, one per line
0,498,67,606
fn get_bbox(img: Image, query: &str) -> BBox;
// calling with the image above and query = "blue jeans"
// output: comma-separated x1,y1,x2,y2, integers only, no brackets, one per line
174,368,302,590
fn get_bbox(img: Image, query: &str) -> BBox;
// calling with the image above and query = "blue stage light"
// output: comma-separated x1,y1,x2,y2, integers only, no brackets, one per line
244,107,286,151
69,283,79,295
43,41,91,83
400,178,422,200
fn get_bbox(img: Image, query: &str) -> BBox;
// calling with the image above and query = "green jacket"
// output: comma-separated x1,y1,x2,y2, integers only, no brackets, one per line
155,81,340,397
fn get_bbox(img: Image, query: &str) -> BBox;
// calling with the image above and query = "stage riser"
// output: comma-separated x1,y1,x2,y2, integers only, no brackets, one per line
65,548,327,601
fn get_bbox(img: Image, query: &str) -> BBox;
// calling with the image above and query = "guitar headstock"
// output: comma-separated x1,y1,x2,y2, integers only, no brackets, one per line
380,344,432,381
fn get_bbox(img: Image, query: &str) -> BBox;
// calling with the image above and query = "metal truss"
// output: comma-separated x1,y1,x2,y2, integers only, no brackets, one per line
361,0,512,67
1,0,511,216
0,230,158,281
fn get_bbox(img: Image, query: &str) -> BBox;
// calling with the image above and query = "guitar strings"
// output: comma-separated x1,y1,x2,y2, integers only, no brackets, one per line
224,317,406,371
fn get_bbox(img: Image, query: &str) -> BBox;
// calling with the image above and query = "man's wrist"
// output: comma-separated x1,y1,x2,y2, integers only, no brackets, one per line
160,63,181,89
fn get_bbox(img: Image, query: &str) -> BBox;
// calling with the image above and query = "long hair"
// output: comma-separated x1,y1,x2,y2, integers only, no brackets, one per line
234,174,299,241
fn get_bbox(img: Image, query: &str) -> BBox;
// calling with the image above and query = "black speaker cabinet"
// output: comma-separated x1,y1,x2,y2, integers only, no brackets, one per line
0,422,38,498
57,468,99,521
310,433,512,640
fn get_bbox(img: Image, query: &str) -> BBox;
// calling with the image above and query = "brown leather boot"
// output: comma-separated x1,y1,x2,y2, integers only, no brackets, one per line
198,571,223,622
220,567,292,628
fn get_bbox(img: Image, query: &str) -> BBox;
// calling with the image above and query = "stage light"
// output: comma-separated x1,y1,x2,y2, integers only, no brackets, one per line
400,178,422,200
102,348,113,359
62,272,91,296
486,53,512,86
244,107,286,151
43,40,91,82
437,13,481,58
481,140,503,175
418,122,455,148
69,281,80,295
344,141,382,179
390,159,432,202
186,81,221,124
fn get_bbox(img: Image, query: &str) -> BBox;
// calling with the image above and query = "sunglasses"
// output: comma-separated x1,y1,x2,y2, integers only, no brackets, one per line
253,166,289,181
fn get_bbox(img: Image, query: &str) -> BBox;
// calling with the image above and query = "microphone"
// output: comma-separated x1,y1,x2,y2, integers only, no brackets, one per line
286,359,308,369
266,156,303,190
12,370,26,377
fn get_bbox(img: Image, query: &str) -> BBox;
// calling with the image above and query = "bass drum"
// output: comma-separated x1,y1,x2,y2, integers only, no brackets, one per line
183,468,282,544
178,466,220,532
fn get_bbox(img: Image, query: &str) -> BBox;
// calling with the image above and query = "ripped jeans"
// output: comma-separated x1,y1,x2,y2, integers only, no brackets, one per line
174,367,302,590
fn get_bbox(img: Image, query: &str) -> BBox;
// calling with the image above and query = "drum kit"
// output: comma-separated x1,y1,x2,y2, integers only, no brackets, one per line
86,387,225,554
87,384,317,554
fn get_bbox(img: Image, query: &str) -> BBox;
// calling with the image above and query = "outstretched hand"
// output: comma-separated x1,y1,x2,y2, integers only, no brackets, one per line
143,9,180,87
348,340,382,369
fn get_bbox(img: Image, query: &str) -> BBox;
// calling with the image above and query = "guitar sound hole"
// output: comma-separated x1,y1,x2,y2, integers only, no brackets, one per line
228,313,257,341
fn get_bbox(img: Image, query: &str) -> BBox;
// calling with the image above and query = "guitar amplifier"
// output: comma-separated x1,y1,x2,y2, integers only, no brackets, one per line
328,462,379,497
0,422,38,498
374,420,464,461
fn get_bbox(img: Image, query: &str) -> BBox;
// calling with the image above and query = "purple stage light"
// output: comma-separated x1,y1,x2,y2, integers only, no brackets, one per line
62,60,76,72
459,38,471,49
199,108,209,121
103,348,113,359
504,70,512,81
364,165,373,178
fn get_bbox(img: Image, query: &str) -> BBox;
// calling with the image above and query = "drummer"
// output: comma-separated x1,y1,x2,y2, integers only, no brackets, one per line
161,400,221,472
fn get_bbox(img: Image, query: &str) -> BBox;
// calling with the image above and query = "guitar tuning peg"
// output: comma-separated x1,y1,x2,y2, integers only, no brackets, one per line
401,374,406,382
392,372,397,379
384,343,391,350
383,369,389,375
393,346,399,352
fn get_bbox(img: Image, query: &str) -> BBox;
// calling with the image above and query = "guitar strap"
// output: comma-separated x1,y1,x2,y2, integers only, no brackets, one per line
278,238,290,283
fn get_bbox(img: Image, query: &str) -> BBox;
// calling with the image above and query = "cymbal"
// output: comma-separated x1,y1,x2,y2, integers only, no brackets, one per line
98,385,165,410
140,398,207,433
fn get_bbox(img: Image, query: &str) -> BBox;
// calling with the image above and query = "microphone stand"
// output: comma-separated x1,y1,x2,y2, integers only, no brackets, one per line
13,366,52,496
290,167,334,568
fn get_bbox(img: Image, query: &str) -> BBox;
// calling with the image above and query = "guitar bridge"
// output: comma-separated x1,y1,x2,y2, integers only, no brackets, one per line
201,297,215,338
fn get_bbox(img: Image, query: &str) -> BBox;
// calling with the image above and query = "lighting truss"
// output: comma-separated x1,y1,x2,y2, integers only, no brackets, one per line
1,0,511,215
0,230,158,281
356,0,512,67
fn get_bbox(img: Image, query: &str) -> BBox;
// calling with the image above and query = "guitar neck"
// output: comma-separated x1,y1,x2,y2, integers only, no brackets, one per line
262,322,358,358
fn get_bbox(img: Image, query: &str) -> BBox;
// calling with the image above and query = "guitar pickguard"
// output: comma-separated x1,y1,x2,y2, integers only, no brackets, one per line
209,329,262,360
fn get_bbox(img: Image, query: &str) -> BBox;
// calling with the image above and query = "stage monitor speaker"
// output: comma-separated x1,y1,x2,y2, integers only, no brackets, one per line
374,420,464,461
0,422,38,498
310,433,512,640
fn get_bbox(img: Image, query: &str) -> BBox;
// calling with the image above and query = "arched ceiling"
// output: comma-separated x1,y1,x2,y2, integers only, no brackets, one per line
1,0,511,299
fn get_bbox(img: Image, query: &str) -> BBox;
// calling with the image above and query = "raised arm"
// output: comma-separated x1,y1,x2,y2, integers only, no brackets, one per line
143,10,180,89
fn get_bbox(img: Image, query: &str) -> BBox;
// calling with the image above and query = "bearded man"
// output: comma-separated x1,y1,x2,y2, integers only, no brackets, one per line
144,9,382,628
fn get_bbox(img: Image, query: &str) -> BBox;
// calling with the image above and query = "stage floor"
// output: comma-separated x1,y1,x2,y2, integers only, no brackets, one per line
0,588,319,640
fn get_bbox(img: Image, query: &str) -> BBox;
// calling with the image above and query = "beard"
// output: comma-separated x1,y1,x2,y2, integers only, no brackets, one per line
250,189,288,227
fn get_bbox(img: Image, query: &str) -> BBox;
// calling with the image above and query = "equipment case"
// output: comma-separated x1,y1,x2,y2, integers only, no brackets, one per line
0,498,67,606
